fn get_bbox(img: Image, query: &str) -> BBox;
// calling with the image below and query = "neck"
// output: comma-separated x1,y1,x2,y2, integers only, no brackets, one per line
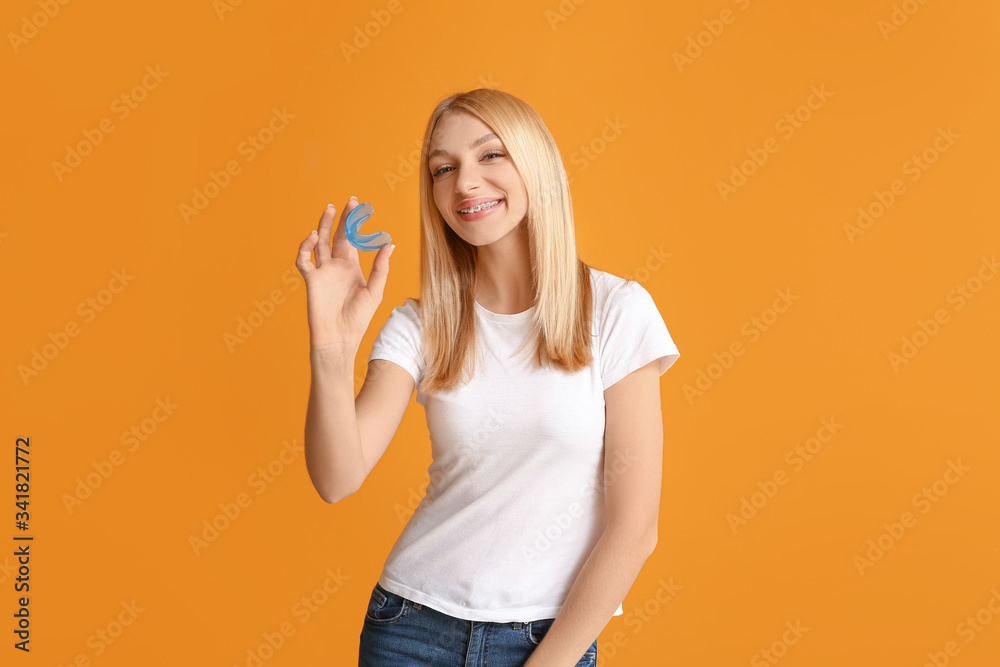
474,223,532,314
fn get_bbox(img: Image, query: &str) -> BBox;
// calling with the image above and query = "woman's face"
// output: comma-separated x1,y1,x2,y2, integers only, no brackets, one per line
427,110,528,247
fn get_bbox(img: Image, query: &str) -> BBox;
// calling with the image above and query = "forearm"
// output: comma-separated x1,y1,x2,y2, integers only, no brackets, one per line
525,525,655,666
304,348,366,503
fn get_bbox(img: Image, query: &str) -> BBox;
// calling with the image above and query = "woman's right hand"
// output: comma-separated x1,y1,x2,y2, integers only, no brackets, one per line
295,197,395,356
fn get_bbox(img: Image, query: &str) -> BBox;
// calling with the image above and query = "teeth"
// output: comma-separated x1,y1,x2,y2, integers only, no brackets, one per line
459,199,500,214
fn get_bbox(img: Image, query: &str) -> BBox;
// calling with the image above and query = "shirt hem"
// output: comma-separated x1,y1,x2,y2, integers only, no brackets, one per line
603,345,680,391
378,574,623,622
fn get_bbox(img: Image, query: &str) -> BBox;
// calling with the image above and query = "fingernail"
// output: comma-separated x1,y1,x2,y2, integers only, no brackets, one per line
311,230,317,235
327,203,334,208
350,195,358,201
388,244,396,258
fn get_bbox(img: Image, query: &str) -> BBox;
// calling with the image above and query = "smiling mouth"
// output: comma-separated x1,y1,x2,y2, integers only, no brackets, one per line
458,199,503,214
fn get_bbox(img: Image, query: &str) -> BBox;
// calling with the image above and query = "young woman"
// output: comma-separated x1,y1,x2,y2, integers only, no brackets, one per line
295,88,680,667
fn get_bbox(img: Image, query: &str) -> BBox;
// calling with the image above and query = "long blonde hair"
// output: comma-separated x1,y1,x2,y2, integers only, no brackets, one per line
415,88,594,393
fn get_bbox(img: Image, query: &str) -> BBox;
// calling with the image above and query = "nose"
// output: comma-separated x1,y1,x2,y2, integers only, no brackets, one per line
453,162,483,198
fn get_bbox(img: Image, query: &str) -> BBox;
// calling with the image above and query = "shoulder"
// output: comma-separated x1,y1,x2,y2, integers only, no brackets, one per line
587,266,680,388
398,296,422,319
586,266,651,319
377,297,423,337
392,296,421,318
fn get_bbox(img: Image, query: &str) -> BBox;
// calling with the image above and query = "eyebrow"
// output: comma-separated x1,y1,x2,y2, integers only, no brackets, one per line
428,133,501,160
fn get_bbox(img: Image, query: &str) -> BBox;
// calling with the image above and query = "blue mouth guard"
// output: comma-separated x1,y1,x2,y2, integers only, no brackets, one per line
345,201,392,251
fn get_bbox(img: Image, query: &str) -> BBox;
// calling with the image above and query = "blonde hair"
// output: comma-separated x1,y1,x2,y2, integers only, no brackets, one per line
414,88,594,394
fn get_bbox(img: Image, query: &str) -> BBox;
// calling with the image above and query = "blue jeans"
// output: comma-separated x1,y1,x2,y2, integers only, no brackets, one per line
358,582,598,666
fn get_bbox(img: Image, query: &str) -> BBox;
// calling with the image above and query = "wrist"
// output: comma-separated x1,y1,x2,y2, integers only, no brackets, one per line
310,341,358,367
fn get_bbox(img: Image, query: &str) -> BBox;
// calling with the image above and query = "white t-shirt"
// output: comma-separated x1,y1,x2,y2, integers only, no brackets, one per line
366,266,680,622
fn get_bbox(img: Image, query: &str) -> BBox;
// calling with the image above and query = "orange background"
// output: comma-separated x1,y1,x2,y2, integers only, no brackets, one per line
3,0,999,664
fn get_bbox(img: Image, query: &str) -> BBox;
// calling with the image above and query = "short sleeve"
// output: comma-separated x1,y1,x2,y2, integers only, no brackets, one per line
367,298,424,387
600,281,680,390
